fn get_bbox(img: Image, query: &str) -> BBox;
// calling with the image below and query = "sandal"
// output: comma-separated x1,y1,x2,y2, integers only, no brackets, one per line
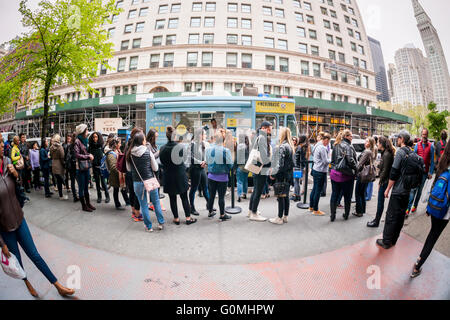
173,219,180,225
186,218,197,225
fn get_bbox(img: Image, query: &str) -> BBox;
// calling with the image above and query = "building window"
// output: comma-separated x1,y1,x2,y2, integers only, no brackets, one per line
195,83,203,91
163,53,174,67
336,37,343,47
263,7,272,15
189,34,200,44
158,5,168,14
135,22,144,32
192,2,202,11
168,18,178,29
131,85,137,94
277,23,286,33
278,39,288,50
264,37,274,48
150,54,160,68
241,4,251,13
275,8,284,18
128,9,137,19
228,3,238,12
331,70,338,81
309,29,317,39
264,85,272,94
191,17,201,27
264,21,273,32
123,24,132,33
203,33,214,44
297,27,306,37
121,40,129,51
295,12,304,22
326,34,333,44
132,38,141,49
299,43,308,54
226,53,237,67
360,60,367,69
114,87,121,95
206,2,216,11
117,58,126,72
306,15,314,24
184,82,193,92
338,52,345,63
227,18,238,28
266,56,275,71
171,3,181,13
341,72,347,83
280,57,289,72
362,76,369,88
329,50,336,60
227,34,238,44
152,36,162,46
241,19,251,29
166,34,176,45
100,63,107,75
204,17,215,27
224,83,233,92
313,63,321,77
241,35,252,46
129,56,138,71
155,20,165,30
187,52,198,67
202,52,213,66
242,54,252,68
123,86,129,95
301,61,309,76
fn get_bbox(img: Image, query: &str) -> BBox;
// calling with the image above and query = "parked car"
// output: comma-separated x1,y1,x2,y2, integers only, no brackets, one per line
1,132,15,142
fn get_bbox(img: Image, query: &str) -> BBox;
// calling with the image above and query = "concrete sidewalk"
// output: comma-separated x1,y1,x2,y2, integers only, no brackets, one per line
1,183,449,299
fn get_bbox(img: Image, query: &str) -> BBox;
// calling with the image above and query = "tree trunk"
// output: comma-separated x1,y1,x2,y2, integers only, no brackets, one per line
41,84,50,147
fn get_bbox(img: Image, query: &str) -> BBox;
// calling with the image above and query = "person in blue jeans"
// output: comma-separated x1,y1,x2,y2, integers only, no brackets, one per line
127,131,165,232
0,140,74,298
368,136,395,227
236,134,250,202
309,133,331,215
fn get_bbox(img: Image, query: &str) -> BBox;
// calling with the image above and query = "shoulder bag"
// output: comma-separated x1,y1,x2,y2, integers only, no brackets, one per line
360,153,376,184
131,155,160,201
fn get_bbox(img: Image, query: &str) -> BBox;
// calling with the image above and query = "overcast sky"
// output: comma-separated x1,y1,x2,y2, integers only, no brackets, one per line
0,0,449,66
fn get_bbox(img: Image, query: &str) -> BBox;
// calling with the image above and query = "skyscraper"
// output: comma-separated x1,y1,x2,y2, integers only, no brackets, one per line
412,0,450,111
390,44,433,107
368,36,389,102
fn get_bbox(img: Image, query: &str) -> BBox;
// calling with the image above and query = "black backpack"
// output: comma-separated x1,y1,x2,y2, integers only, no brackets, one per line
401,148,425,190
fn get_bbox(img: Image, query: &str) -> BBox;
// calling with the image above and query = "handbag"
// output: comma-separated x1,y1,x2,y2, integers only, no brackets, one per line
1,252,27,280
293,169,303,179
15,156,24,170
360,155,376,184
117,153,127,173
245,149,263,175
131,155,160,200
78,159,91,171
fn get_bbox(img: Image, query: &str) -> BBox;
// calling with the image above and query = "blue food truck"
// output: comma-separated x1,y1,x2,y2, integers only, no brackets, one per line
145,95,298,147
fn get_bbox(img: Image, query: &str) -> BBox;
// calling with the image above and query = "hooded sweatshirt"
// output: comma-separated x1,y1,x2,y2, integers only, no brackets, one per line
127,145,158,183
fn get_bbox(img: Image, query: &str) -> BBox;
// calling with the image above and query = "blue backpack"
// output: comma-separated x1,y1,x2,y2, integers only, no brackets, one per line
100,153,110,179
427,170,450,219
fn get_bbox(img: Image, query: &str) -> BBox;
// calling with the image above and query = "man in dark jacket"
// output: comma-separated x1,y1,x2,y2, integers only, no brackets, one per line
377,131,414,249
18,133,31,193
39,140,52,198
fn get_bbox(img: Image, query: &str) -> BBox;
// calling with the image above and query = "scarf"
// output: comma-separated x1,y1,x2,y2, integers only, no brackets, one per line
78,135,88,148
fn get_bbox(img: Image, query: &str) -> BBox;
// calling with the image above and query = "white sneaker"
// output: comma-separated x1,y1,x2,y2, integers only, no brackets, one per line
249,212,267,222
60,195,68,201
269,217,284,225
247,210,261,218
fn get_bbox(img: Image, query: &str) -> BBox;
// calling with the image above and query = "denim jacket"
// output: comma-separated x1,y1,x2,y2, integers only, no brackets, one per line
206,144,233,174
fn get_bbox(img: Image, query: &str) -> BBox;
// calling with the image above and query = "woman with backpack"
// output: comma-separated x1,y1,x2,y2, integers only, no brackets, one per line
353,137,376,218
268,127,295,225
88,132,110,204
411,142,450,278
330,130,357,222
236,133,250,202
105,137,129,211
127,131,165,232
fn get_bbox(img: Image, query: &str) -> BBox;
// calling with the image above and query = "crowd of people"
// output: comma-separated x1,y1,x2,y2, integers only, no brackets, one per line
0,122,448,296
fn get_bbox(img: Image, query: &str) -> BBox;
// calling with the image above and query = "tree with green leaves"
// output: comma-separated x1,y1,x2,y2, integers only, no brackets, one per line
426,101,449,140
0,0,121,145
403,104,429,138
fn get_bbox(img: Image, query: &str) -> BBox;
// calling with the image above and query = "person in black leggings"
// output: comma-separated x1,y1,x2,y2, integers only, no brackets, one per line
189,128,210,215
411,142,450,278
159,126,197,225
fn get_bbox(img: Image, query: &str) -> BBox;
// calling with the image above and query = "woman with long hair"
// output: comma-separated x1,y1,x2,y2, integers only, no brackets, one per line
49,134,68,200
236,133,250,202
269,127,295,224
74,124,95,212
292,134,309,202
88,132,110,204
367,136,395,227
106,137,128,211
0,137,75,298
353,137,376,218
67,133,79,202
124,128,143,221
160,126,197,225
411,142,450,278
145,128,166,211
330,129,357,221
126,131,165,232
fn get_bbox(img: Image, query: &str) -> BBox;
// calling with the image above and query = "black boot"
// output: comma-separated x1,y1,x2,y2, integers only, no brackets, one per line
85,193,96,211
80,196,93,212
367,219,380,228
105,192,110,204
330,202,337,222
190,207,200,216
97,192,102,204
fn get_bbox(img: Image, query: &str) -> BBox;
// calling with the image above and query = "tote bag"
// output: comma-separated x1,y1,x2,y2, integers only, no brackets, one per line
1,252,27,280
244,148,263,175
